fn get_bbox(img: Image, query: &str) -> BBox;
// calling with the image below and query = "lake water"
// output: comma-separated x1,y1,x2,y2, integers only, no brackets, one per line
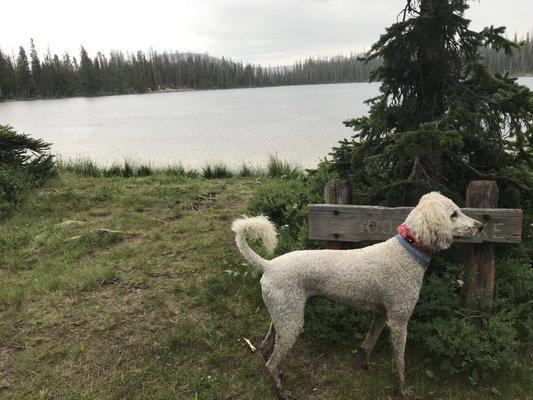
1,78,532,168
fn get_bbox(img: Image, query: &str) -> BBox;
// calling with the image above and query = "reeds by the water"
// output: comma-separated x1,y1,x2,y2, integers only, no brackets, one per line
59,156,304,179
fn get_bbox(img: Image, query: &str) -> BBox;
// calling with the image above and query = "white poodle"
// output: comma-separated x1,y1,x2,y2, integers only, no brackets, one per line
232,192,484,399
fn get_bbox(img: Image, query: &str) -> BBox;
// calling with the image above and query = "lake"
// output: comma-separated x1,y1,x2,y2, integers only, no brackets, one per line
1,78,532,168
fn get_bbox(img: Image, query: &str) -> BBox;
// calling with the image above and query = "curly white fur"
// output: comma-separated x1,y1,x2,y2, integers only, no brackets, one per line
231,216,277,270
233,192,482,399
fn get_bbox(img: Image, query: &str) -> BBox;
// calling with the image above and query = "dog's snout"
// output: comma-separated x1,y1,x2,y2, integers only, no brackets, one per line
477,222,484,232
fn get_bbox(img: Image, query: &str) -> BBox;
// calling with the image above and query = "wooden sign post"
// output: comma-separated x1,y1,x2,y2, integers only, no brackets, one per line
309,180,523,310
324,179,352,250
461,181,499,309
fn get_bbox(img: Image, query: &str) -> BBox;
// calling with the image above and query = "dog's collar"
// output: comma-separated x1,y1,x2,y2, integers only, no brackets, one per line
395,224,432,268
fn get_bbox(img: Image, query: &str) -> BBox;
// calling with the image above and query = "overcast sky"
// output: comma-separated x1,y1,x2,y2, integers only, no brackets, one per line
2,0,532,66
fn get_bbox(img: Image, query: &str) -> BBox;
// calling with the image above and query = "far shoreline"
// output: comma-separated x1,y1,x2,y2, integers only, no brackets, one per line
1,75,532,103
0,87,196,103
0,80,380,103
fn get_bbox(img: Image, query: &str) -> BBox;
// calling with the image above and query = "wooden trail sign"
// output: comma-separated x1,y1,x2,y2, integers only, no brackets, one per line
308,204,522,244
311,179,523,310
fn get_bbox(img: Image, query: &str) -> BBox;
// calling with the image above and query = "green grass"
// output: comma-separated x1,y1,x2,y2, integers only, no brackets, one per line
266,155,302,179
201,163,234,179
59,156,302,181
0,171,530,399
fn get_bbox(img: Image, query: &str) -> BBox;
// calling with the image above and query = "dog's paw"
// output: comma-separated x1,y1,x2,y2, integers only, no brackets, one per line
276,389,291,400
394,386,415,398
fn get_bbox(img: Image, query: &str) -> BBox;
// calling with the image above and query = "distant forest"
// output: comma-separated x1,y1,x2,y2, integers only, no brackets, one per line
1,35,532,100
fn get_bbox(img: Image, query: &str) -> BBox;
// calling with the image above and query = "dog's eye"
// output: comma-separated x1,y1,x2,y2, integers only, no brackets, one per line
450,211,458,219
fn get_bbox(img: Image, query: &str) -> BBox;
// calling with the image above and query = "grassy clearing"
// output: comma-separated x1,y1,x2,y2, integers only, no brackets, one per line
0,172,530,399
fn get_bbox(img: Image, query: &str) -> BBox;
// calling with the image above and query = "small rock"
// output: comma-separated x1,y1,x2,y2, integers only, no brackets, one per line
37,188,59,196
56,220,85,229
96,229,139,237
34,232,49,242
97,229,123,236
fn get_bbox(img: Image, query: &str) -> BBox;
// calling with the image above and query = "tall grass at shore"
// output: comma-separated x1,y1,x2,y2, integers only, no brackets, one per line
201,163,233,179
266,155,302,179
58,156,304,179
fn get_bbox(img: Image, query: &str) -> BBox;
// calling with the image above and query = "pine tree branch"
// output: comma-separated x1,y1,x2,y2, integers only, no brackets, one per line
453,155,496,179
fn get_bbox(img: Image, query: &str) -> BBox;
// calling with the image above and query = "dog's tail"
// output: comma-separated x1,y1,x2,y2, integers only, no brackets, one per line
231,216,277,272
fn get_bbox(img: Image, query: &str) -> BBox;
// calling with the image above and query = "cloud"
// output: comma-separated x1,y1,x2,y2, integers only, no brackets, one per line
0,0,531,65
189,0,401,64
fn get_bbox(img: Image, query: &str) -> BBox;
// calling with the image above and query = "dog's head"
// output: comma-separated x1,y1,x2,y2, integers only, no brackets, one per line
404,192,483,252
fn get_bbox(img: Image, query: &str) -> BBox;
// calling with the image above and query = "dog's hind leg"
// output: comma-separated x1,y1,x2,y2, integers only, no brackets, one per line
355,312,386,369
258,323,276,360
265,299,305,400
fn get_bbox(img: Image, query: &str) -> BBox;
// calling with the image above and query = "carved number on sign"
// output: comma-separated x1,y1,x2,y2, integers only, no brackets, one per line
353,218,396,234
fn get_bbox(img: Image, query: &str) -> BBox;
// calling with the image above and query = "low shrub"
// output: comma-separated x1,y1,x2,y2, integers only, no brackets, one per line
0,125,56,216
0,165,32,216
248,161,336,251
248,179,306,227
409,254,530,376
304,298,371,344
415,307,520,376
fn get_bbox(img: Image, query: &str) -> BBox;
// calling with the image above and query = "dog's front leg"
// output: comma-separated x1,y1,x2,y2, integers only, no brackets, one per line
388,319,412,398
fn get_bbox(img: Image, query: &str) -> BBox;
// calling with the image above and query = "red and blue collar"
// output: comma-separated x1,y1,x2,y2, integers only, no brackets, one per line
395,223,432,268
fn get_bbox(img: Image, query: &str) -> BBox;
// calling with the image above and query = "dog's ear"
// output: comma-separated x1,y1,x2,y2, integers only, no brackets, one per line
406,195,453,252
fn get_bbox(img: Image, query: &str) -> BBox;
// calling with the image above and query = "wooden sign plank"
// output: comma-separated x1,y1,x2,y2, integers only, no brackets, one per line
308,204,522,244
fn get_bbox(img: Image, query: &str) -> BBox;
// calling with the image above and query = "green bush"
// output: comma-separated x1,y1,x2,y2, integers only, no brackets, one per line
304,298,371,344
0,125,56,216
248,179,306,227
0,165,31,215
415,309,520,376
409,254,530,376
248,162,337,251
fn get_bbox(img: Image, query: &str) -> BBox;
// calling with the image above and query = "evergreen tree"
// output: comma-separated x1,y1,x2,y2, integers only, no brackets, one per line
330,0,532,207
0,49,16,98
29,39,42,96
15,47,31,98
79,46,96,95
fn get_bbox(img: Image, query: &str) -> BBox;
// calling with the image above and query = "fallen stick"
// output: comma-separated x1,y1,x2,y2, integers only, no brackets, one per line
243,338,257,352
